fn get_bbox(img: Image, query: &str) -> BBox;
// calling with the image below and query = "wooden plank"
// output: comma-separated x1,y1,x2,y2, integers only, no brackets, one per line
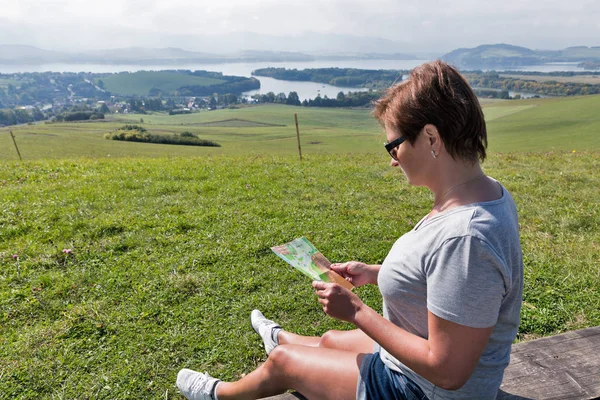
499,327,600,399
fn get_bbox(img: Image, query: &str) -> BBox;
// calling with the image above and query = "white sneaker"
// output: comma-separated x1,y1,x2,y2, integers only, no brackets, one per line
250,309,281,355
176,368,221,400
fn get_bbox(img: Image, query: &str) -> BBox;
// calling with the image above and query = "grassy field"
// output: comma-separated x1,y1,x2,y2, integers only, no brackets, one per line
500,74,600,85
1,152,598,399
97,71,225,96
1,96,599,398
2,94,600,161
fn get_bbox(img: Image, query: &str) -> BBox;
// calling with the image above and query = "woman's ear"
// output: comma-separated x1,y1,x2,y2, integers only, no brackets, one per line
423,124,441,146
423,124,445,159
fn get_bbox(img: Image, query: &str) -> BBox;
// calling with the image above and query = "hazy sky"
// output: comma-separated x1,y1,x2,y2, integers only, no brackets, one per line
1,0,599,54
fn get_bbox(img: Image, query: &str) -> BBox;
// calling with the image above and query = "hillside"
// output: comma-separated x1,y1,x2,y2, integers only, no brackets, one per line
1,151,598,398
98,71,227,96
443,44,600,69
2,95,600,161
0,45,68,63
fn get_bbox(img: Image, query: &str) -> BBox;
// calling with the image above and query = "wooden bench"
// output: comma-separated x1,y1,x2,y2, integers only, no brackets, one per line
262,326,600,400
498,326,600,399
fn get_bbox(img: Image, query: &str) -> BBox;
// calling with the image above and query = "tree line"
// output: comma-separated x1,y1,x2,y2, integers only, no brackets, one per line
248,90,380,108
253,67,600,97
463,72,600,96
252,67,406,89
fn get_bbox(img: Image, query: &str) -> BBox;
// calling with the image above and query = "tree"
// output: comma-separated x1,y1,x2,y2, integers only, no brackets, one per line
276,92,287,103
0,109,17,125
219,93,238,105
99,103,110,114
287,91,301,106
14,109,32,124
32,107,44,121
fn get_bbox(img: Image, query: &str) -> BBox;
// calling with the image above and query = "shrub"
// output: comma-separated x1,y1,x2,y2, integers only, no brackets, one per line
61,111,105,122
105,125,220,147
120,124,147,132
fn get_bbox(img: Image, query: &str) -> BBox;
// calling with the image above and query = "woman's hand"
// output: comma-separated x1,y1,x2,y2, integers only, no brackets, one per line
330,261,380,287
312,281,364,324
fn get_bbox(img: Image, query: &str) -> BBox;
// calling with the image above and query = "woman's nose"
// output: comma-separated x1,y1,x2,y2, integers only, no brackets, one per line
390,159,400,167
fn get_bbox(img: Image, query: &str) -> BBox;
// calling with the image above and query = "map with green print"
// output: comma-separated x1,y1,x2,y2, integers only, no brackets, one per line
271,237,354,290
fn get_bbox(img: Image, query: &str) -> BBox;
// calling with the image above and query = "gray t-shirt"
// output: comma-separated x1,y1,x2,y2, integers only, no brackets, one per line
376,184,523,399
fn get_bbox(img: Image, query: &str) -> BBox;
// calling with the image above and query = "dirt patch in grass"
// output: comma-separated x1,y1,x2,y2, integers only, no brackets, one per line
191,118,285,127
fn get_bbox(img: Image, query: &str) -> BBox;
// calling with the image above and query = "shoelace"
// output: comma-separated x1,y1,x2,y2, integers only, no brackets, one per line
258,320,279,334
190,373,211,392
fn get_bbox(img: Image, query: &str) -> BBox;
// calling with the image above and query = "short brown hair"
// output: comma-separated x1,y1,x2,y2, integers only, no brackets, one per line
373,60,487,162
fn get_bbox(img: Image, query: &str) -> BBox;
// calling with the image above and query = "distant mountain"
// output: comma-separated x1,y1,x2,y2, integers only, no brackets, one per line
177,32,410,55
0,32,420,66
0,45,317,65
442,44,600,69
85,47,218,61
0,45,68,63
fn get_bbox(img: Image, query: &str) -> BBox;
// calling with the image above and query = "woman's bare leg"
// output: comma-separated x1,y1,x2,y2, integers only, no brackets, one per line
217,344,367,400
252,310,374,353
279,328,374,353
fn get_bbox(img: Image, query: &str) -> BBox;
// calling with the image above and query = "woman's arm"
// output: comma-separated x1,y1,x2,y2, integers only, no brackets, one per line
313,282,493,390
355,305,493,390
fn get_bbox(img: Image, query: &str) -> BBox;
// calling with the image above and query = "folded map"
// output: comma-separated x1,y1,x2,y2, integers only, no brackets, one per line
271,237,354,290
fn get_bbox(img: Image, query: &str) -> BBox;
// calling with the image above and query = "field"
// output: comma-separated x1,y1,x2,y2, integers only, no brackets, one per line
0,77,21,90
500,74,600,85
1,96,600,399
97,71,225,96
2,95,600,161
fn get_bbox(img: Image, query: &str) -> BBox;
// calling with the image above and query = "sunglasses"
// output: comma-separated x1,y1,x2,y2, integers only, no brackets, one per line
384,136,406,161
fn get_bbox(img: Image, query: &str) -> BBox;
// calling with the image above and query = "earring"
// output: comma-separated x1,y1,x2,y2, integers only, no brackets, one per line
431,150,437,159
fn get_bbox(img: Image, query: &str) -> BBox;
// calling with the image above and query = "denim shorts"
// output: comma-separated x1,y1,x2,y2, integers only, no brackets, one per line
356,352,428,400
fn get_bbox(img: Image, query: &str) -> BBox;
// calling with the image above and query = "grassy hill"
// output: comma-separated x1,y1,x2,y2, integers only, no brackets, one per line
1,152,598,398
2,95,600,161
97,71,225,96
1,94,599,398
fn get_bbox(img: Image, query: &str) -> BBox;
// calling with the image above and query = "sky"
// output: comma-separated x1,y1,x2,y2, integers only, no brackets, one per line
1,0,599,54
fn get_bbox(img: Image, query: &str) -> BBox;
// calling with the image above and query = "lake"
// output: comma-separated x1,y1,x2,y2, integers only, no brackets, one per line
0,59,590,101
0,59,425,101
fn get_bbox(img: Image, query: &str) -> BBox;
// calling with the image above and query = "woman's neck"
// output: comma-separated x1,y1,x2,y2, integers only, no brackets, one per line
427,161,489,218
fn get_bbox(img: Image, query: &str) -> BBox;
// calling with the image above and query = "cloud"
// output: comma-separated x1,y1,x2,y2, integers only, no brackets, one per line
0,0,598,52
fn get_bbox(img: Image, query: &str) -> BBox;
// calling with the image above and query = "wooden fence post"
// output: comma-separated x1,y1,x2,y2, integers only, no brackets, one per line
9,131,22,161
294,113,302,161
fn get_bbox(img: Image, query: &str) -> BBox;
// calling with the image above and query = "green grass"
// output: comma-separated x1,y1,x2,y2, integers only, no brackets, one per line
0,152,598,399
2,95,600,161
97,71,225,96
485,95,600,153
482,104,538,121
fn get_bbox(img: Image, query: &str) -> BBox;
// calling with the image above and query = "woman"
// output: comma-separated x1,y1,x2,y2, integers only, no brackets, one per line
176,60,523,400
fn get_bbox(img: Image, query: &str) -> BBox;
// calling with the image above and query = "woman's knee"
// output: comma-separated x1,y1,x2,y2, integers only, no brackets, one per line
319,330,342,349
266,344,297,373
